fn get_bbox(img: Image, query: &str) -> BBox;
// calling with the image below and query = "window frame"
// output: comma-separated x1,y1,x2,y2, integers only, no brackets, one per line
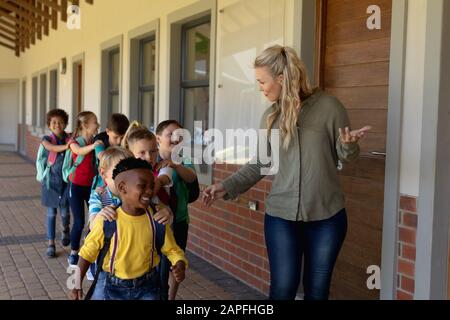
108,47,120,116
49,68,58,111
179,15,211,126
137,35,156,127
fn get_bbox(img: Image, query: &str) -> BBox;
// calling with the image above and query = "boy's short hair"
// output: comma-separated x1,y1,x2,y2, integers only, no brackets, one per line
99,146,134,171
107,113,130,136
112,157,153,180
155,120,183,136
46,109,69,127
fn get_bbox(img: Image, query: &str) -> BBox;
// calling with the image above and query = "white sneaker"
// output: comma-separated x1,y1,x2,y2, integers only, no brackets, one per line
86,267,94,281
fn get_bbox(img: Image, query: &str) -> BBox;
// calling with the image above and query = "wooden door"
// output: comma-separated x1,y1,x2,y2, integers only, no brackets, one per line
316,0,392,299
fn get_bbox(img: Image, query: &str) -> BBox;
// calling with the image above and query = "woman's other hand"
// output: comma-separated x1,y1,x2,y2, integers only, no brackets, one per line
201,183,227,207
339,126,372,144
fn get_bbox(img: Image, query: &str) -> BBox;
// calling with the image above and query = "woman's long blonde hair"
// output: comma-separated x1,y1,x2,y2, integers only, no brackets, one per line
254,45,313,150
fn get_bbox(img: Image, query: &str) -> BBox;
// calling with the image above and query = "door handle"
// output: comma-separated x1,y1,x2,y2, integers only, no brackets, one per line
370,151,386,157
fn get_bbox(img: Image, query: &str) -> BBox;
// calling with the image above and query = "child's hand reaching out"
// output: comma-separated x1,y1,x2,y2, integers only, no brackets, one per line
171,261,186,283
96,205,118,222
154,205,173,225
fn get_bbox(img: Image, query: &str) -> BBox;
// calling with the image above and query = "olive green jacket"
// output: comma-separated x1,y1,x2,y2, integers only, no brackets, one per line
222,90,359,222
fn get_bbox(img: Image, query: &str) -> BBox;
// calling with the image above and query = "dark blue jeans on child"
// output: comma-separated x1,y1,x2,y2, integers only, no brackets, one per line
103,268,160,300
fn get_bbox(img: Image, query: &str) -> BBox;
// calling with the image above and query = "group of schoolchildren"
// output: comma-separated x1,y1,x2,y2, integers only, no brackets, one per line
36,108,199,300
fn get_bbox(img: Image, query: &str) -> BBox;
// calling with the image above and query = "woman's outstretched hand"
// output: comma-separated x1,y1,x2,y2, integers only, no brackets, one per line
339,126,372,144
201,183,227,207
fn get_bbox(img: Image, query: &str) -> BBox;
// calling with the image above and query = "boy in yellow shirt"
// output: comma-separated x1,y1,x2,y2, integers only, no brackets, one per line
69,157,187,300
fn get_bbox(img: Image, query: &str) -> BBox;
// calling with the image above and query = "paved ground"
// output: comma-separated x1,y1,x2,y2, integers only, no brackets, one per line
0,152,265,300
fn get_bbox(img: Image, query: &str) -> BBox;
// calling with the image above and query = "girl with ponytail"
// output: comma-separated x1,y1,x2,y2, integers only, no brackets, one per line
67,111,102,266
202,45,371,300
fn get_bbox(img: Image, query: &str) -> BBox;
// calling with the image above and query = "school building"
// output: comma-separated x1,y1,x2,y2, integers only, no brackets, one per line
0,0,449,300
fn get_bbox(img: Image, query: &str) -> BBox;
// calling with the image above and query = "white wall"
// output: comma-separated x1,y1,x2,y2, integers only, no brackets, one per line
0,47,20,79
16,0,199,130
399,0,428,197
0,81,19,147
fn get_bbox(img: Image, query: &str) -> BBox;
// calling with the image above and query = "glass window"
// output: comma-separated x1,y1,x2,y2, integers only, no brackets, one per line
108,48,120,116
111,95,119,114
184,23,210,81
183,87,209,145
140,91,155,127
32,77,38,126
138,37,156,129
39,74,47,127
49,70,58,110
181,18,211,134
142,40,156,87
181,17,211,174
110,50,120,91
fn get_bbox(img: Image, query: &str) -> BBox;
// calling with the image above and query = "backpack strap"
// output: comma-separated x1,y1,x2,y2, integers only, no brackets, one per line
46,134,59,166
84,220,117,300
67,136,87,181
149,203,166,257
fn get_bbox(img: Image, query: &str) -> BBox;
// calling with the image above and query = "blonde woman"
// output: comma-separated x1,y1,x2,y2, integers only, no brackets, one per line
202,45,370,300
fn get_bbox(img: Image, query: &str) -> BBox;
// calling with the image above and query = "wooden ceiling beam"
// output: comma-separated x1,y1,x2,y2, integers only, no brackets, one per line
43,3,49,35
9,0,55,29
1,0,94,56
61,0,67,22
0,23,13,36
14,15,19,56
50,1,56,29
36,0,66,22
12,1,30,53
31,0,42,40
36,0,63,13
0,39,15,50
26,0,35,45
0,17,16,30
0,9,20,24
5,0,52,20
0,1,47,28
0,31,14,43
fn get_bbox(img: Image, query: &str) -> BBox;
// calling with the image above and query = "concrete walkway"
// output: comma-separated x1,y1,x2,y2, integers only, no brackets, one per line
0,152,265,300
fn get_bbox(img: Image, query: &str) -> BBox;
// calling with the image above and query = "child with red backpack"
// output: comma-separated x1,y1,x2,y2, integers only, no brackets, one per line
63,111,103,266
36,109,71,258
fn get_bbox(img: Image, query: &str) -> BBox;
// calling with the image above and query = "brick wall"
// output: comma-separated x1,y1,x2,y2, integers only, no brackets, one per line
188,163,272,295
22,124,41,162
396,195,418,299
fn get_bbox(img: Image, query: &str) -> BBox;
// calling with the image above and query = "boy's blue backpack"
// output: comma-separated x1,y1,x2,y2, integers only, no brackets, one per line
84,203,166,300
62,136,86,183
36,134,69,188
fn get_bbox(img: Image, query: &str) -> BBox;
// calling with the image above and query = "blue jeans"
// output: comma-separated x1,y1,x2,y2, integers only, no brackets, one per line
104,271,160,300
91,271,107,300
46,207,70,241
69,183,91,251
265,209,347,300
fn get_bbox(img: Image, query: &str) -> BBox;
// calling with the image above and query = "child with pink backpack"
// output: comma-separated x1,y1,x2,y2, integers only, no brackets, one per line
36,109,71,258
